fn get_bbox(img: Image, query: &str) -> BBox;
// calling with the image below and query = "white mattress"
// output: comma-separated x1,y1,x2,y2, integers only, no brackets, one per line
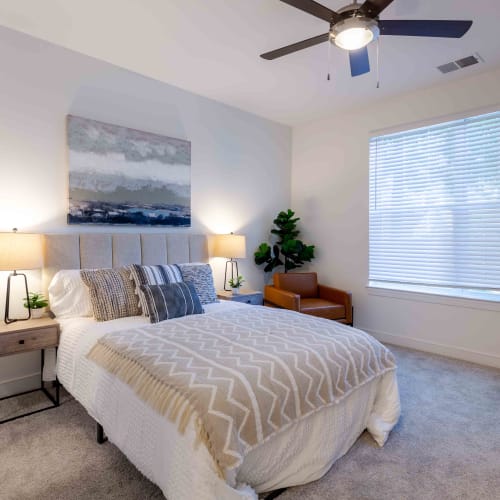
57,302,400,500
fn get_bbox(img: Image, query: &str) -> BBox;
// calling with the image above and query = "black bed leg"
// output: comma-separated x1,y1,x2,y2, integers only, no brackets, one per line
96,422,107,444
264,488,287,499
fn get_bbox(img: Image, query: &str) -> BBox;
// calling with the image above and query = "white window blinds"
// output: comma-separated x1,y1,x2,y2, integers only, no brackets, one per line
369,111,500,297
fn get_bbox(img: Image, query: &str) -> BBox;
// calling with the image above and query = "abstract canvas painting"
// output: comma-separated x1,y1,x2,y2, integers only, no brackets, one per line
67,115,191,226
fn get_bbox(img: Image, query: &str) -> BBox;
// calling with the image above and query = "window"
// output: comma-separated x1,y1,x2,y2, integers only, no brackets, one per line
369,111,500,302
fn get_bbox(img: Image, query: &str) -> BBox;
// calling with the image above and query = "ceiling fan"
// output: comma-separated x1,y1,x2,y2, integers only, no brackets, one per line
261,0,473,77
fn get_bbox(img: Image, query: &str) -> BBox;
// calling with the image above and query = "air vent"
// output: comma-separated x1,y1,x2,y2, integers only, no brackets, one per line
456,55,479,68
437,53,482,74
437,62,460,74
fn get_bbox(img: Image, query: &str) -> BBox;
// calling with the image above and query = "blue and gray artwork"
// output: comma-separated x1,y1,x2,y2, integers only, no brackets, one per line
67,115,191,226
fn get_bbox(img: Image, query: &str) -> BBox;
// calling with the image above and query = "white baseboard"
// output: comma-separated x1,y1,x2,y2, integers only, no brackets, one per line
0,372,40,398
361,327,500,369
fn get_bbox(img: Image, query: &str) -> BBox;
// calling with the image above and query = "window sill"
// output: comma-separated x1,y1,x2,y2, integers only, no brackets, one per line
367,281,500,313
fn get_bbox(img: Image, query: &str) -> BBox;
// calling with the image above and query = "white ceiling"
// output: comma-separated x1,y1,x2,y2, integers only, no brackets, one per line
0,0,499,126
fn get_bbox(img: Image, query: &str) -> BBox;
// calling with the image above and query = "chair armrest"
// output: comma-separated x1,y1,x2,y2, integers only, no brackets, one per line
264,286,300,311
318,285,353,324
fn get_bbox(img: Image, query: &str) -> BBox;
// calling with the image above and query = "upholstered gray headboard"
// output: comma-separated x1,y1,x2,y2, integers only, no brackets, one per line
42,233,208,294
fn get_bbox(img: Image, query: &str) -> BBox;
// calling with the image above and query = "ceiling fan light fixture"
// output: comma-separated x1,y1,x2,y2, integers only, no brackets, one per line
331,17,379,51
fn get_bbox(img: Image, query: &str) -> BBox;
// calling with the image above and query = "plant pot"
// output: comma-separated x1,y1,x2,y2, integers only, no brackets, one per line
231,287,240,295
30,308,45,319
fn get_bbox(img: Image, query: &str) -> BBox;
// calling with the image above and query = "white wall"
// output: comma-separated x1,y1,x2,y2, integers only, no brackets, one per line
0,26,291,396
292,68,500,368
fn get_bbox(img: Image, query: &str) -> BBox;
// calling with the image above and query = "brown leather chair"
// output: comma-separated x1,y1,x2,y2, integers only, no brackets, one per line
264,272,353,325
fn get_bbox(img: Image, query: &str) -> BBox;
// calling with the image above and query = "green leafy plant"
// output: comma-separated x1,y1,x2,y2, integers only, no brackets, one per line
254,209,315,273
228,275,245,288
23,292,49,310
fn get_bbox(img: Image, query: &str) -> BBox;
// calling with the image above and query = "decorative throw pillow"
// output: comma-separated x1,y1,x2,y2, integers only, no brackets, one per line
80,267,140,322
129,264,183,315
176,263,218,305
140,282,204,323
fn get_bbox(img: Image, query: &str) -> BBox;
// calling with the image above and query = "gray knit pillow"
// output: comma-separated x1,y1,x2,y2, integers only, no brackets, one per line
81,267,140,321
176,263,218,305
140,282,204,323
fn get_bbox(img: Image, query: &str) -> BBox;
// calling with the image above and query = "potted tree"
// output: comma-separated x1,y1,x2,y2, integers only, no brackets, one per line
23,292,49,319
254,209,315,274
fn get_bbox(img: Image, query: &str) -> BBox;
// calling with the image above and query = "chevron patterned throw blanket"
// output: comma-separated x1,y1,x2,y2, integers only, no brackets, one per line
87,307,396,476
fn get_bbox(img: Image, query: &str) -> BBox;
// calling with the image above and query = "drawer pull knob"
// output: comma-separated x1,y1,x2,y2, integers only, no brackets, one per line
18,339,25,344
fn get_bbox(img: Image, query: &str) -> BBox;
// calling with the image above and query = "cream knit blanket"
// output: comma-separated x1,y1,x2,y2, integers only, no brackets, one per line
87,307,396,477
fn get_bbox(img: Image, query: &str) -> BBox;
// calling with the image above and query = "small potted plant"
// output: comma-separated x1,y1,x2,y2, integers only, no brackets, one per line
228,276,245,295
23,292,49,319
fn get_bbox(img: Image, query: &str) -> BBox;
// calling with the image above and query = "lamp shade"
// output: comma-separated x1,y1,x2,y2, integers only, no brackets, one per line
213,234,246,259
0,232,43,271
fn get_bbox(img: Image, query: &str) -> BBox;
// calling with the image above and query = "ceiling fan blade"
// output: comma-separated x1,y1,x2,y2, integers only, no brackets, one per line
280,0,341,23
260,33,329,60
349,47,370,77
379,20,473,38
358,0,395,18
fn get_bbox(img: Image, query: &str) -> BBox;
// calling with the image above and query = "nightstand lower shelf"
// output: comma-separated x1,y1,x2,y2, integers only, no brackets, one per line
0,349,60,424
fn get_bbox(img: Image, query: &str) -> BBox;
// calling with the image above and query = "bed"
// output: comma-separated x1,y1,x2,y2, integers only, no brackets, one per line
43,233,400,500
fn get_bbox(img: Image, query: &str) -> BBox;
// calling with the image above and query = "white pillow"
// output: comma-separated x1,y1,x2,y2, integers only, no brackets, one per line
48,269,93,318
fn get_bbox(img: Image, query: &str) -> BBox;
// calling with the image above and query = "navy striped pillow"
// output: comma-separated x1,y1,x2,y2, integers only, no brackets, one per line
129,264,183,315
140,282,204,323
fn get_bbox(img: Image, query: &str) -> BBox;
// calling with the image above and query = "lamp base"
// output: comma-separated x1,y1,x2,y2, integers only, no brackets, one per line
4,271,31,324
223,259,239,292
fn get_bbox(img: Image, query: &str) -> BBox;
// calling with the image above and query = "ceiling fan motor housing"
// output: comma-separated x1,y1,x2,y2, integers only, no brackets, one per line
336,1,366,15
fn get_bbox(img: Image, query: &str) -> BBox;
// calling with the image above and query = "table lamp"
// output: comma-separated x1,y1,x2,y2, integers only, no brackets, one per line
213,233,246,291
0,229,43,324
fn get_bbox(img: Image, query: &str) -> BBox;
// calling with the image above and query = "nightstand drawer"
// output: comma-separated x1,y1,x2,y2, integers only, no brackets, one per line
231,294,263,305
0,327,59,356
217,289,264,305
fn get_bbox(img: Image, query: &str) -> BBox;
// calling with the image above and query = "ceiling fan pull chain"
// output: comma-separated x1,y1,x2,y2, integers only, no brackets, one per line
327,36,332,81
376,37,381,89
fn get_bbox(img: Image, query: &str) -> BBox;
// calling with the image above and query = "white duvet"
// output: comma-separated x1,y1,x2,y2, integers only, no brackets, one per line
56,301,400,500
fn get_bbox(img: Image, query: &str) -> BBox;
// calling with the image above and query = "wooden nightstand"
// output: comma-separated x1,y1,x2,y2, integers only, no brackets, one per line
217,289,263,306
0,317,60,424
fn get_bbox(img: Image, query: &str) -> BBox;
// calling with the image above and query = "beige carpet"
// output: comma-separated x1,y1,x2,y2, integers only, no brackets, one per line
1,345,499,500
